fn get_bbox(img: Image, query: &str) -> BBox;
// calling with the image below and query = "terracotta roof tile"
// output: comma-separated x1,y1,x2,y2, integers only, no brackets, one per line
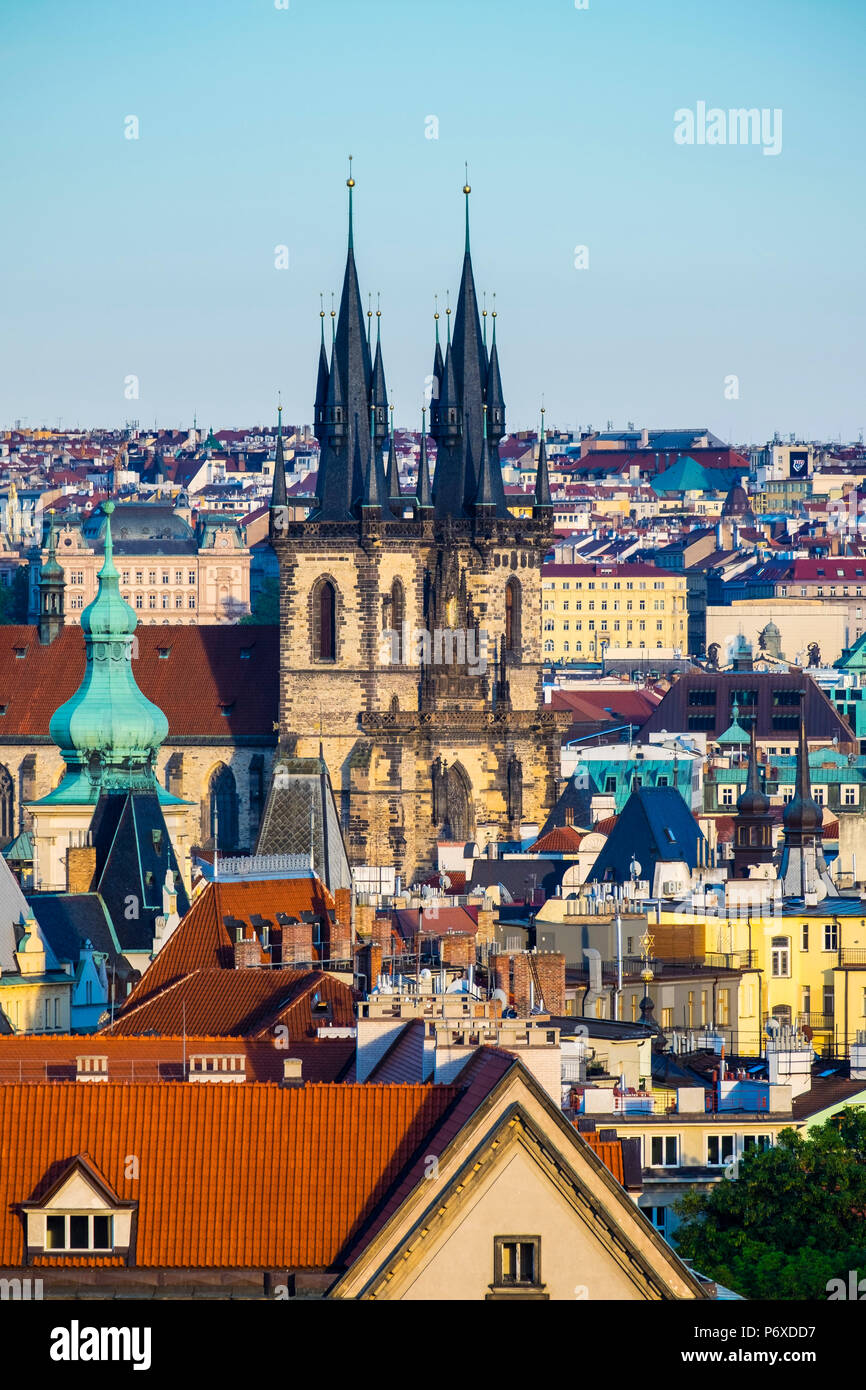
0,1082,460,1269
0,1033,354,1084
105,968,354,1039
124,878,338,1011
528,826,585,854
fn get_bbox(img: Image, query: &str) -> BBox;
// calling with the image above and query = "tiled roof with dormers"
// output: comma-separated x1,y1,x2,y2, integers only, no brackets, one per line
0,1081,461,1269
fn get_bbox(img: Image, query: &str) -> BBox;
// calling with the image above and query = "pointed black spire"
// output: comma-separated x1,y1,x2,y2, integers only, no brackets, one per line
311,164,375,521
386,411,402,510
313,305,329,444
533,409,553,512
485,311,505,445
429,304,444,439
473,405,499,515
357,406,391,518
270,403,287,509
415,407,433,514
370,307,388,444
432,180,508,518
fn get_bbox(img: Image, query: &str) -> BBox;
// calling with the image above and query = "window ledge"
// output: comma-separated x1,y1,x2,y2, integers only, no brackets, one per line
486,1286,549,1301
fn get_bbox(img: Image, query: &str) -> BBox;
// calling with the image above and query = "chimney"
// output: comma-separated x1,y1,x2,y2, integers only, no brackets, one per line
281,1058,303,1085
234,936,261,969
66,843,97,894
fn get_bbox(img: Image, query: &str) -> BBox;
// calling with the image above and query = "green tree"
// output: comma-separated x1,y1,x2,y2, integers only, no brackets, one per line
240,575,279,625
674,1109,866,1299
0,567,29,624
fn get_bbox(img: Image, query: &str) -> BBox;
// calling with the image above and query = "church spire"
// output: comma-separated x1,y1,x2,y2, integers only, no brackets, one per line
312,163,375,521
314,300,329,444
485,303,505,445
370,300,388,444
533,407,553,512
473,404,499,515
386,406,401,509
429,301,444,439
415,406,433,514
38,509,65,645
44,502,169,801
270,401,287,510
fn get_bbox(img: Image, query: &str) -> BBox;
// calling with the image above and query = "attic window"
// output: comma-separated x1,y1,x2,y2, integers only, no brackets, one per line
151,829,163,853
663,827,677,844
157,647,170,659
13,647,26,659
46,1214,113,1252
219,701,235,716
0,705,6,716
240,648,252,659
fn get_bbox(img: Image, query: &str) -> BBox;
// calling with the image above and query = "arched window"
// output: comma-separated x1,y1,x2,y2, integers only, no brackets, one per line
312,579,337,662
505,577,522,657
0,765,13,846
390,578,405,663
207,763,239,852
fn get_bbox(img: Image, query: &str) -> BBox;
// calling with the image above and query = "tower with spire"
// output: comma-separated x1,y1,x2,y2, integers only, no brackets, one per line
778,711,838,900
732,724,775,878
27,504,191,938
265,167,568,878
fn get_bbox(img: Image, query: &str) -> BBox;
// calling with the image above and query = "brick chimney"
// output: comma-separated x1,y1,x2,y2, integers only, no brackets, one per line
234,937,262,969
66,844,97,894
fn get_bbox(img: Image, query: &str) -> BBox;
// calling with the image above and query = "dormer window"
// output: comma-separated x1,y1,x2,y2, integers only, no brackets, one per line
22,1155,135,1261
46,1213,113,1252
13,647,26,659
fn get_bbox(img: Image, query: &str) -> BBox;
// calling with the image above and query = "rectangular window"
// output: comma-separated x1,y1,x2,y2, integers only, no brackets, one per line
720,786,734,806
844,786,858,806
494,1237,541,1288
661,1007,673,1030
188,596,196,609
135,571,143,584
650,1136,679,1167
824,921,839,951
718,989,730,1025
771,938,791,977
823,986,835,1017
743,1135,772,1154
162,594,170,609
645,1206,667,1236
175,595,183,608
44,1213,113,1251
148,595,157,608
802,923,809,951
135,595,143,609
175,571,183,585
707,1135,736,1167
148,571,156,585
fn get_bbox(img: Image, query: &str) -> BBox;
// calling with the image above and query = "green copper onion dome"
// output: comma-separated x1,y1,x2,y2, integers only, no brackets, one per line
47,502,169,795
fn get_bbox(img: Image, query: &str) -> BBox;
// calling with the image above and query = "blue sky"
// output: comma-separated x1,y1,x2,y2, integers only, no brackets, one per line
1,0,864,441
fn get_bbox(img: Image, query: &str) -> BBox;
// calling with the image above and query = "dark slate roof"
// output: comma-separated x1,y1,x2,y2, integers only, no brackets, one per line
586,787,706,883
89,791,190,952
466,857,567,902
639,673,854,745
26,892,128,974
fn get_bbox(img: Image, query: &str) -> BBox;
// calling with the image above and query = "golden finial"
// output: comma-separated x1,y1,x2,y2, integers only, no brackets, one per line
346,154,355,189
463,160,471,196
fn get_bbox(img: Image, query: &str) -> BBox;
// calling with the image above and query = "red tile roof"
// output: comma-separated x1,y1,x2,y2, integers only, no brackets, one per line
0,1082,460,1269
0,625,277,738
527,826,585,854
105,967,354,1039
123,877,339,1010
0,1033,354,1084
394,905,478,939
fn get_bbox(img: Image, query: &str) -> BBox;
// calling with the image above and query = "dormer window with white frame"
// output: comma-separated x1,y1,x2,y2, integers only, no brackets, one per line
21,1155,135,1261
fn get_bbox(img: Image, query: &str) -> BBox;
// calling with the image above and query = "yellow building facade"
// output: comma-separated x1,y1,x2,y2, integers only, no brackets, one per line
541,563,688,663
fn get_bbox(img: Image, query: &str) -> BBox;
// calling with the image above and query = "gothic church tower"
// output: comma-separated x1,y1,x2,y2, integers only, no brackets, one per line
266,173,567,878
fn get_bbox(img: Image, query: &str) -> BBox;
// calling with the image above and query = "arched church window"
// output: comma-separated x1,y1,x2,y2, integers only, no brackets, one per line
505,577,522,657
207,763,239,852
312,579,337,662
0,765,13,846
390,578,405,663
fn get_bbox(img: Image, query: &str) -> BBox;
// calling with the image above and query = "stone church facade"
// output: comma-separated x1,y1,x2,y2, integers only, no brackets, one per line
268,179,567,880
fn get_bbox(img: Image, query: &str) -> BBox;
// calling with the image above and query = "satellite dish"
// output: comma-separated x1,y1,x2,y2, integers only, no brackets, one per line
765,1017,781,1037
492,988,508,1005
630,857,642,878
441,874,452,891
420,968,431,979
